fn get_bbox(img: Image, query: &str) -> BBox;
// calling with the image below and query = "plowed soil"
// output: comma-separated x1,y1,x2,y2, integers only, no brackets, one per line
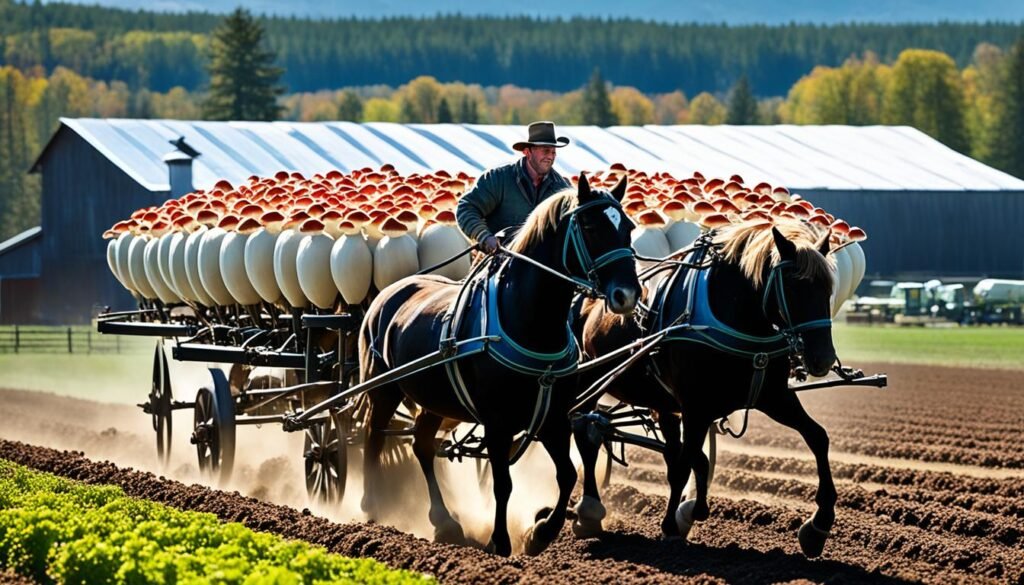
2,362,1023,584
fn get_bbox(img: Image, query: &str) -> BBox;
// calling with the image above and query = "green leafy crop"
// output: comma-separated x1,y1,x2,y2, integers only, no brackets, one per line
0,460,434,584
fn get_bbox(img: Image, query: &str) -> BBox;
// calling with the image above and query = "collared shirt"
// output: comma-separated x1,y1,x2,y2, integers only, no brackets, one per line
516,158,549,204
456,157,572,243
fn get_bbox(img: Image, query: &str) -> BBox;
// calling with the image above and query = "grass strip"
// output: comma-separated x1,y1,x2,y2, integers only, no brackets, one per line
832,322,1024,371
0,459,433,585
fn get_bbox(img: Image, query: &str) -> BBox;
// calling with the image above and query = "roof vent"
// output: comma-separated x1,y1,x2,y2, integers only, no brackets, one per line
163,137,201,197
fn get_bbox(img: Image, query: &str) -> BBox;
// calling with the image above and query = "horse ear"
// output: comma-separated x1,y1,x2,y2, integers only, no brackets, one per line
577,172,594,201
771,226,797,261
816,229,831,256
610,175,627,203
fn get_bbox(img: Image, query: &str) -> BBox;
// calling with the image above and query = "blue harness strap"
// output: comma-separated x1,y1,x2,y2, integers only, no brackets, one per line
662,265,791,360
640,239,833,438
446,260,580,378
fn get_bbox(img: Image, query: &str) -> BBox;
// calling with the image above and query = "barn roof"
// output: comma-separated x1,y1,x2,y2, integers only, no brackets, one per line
33,118,1024,193
0,226,41,256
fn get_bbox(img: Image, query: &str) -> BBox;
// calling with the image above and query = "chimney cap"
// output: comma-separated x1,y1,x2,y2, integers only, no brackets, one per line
162,150,193,164
167,136,201,159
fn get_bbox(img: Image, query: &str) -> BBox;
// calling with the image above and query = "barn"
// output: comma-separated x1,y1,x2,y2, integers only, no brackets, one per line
1,118,1021,324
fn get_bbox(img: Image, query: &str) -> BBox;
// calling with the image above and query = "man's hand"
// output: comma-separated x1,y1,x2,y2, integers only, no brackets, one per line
480,235,499,254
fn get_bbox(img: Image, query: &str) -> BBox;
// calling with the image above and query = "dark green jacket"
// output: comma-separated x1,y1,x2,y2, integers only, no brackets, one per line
456,158,572,243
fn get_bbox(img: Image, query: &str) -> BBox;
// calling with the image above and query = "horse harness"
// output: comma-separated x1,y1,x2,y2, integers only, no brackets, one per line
636,235,832,437
375,196,634,462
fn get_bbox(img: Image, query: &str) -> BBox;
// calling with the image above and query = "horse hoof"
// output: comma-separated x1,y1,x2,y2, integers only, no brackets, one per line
535,506,554,523
523,521,554,556
674,499,697,540
485,539,511,557
574,496,607,522
570,496,606,538
571,517,603,538
798,517,830,558
433,518,466,546
660,532,685,542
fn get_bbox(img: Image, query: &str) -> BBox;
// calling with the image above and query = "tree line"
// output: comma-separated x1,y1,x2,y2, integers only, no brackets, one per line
2,1,1023,96
1,5,1023,246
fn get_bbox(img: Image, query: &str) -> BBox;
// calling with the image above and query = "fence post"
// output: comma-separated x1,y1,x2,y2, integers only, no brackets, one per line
116,334,121,354
14,325,19,354
67,327,73,353
87,329,92,354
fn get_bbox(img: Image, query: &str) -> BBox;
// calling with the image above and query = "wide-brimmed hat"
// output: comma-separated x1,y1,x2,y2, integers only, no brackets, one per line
512,121,571,152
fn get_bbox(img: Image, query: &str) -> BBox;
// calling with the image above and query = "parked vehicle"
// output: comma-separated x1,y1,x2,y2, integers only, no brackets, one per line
971,279,1024,324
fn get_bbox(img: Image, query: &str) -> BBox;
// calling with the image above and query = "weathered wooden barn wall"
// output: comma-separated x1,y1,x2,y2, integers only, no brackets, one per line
802,190,1024,280
0,278,41,324
37,129,170,324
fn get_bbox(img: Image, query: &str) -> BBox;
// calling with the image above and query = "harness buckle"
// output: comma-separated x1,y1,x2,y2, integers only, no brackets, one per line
753,352,770,370
538,370,556,390
440,338,457,358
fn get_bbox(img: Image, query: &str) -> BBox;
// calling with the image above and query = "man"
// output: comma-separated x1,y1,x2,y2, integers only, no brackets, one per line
457,121,572,253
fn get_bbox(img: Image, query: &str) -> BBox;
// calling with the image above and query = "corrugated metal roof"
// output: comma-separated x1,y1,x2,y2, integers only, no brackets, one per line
44,118,1024,193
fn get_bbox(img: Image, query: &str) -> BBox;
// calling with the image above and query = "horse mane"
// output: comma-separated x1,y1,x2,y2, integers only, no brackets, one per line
713,218,835,290
506,189,577,254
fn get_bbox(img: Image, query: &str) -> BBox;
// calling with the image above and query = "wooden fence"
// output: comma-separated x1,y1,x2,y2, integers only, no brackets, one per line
0,326,149,354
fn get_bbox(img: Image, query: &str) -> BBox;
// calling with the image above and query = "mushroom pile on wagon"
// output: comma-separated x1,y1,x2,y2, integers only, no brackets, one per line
102,164,866,316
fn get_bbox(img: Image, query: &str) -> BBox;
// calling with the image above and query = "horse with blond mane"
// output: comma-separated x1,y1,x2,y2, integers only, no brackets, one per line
359,175,640,556
572,218,838,557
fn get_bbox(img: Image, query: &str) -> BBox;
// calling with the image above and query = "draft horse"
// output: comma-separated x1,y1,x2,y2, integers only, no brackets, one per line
359,174,641,556
572,219,838,557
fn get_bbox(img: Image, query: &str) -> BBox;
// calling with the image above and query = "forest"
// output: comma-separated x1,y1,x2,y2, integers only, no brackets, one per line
0,1,1022,242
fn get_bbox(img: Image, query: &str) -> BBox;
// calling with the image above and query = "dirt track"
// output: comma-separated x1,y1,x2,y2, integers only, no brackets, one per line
2,362,1023,584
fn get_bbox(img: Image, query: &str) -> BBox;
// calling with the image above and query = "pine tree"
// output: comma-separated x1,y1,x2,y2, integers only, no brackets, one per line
459,95,479,123
337,89,362,121
437,96,452,123
993,38,1024,178
399,97,417,122
581,67,617,127
726,75,759,124
202,8,284,121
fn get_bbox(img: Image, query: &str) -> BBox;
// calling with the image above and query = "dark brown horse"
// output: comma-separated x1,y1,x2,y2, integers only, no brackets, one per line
358,174,640,556
572,219,838,557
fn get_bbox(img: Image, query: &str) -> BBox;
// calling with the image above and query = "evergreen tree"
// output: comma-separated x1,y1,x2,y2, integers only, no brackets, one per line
202,8,283,121
337,89,362,121
726,75,759,124
398,96,417,122
581,67,617,127
993,38,1024,178
459,95,479,123
437,96,452,123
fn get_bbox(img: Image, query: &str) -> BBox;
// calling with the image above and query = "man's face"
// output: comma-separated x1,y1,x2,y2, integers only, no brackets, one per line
524,145,557,176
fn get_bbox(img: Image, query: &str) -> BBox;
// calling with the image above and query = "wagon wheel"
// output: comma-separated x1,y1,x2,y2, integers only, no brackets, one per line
191,368,236,484
387,399,421,466
348,395,415,468
150,340,173,465
304,409,350,504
